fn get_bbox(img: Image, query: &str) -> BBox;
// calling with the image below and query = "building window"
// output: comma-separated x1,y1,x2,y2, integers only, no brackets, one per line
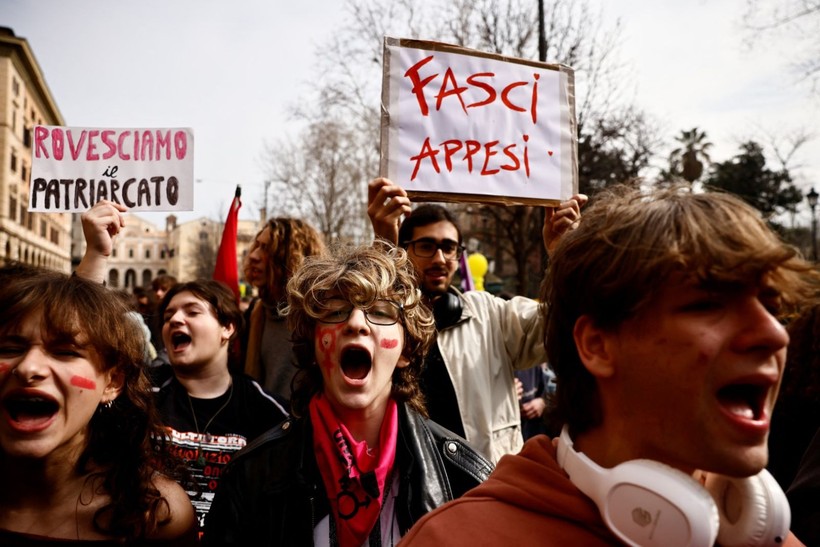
112,248,117,258
21,164,27,183
19,205,26,227
12,78,19,96
40,220,47,238
160,249,166,259
145,249,151,259
199,230,208,241
8,196,16,221
50,227,59,245
129,249,134,258
10,149,17,173
108,269,120,288
27,212,33,231
23,127,31,149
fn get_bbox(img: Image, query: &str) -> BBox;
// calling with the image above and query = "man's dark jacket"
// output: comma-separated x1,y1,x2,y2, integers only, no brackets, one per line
202,402,494,545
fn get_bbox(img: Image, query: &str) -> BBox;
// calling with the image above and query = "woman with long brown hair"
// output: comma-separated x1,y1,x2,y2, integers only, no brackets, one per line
0,265,197,544
241,217,326,402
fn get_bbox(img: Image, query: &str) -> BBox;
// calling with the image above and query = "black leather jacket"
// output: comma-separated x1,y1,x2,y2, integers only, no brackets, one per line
202,402,493,545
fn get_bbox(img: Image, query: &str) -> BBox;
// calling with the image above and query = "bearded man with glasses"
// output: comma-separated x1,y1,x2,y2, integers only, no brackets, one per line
367,177,586,463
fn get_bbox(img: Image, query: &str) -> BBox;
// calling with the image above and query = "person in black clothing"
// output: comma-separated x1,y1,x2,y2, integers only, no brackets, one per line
156,280,288,532
203,244,493,546
767,304,820,489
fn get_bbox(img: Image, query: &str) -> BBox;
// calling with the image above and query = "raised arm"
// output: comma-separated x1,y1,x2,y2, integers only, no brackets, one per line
74,200,127,284
543,193,588,256
367,177,412,245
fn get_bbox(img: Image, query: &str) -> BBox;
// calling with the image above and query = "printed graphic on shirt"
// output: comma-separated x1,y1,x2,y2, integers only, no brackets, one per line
163,427,248,529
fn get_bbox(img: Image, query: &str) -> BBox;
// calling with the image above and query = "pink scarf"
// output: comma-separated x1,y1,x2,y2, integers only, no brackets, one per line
309,393,398,547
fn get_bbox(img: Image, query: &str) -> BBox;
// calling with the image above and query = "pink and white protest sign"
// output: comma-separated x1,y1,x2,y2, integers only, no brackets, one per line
380,38,577,205
29,126,194,212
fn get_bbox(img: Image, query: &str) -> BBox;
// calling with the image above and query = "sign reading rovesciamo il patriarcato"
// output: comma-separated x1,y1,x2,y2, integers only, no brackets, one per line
30,126,194,212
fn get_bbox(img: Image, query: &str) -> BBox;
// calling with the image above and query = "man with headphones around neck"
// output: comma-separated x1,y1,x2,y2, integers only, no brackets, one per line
367,178,586,464
401,185,817,546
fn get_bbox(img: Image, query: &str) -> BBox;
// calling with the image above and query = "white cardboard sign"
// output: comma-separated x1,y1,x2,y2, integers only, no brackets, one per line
381,38,577,205
29,126,194,212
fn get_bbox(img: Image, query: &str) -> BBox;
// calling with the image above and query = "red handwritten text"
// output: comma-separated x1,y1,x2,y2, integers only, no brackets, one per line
34,127,188,162
404,55,540,124
409,134,530,181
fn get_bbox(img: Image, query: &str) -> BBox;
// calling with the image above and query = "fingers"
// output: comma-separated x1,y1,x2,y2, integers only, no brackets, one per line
543,193,589,254
550,194,586,231
367,178,411,244
521,402,537,419
368,177,408,204
82,200,127,252
515,377,524,400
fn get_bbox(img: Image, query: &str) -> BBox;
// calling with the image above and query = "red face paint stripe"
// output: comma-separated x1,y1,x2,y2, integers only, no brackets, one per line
70,375,97,390
0,362,10,374
380,339,399,349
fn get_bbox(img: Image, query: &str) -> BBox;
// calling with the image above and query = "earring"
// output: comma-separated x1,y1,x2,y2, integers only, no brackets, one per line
103,400,113,409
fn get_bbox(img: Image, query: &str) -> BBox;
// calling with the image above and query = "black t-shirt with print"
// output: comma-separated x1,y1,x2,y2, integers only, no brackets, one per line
155,374,288,529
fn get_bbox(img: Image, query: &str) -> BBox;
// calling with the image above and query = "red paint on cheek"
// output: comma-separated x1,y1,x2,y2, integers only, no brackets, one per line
0,362,10,374
70,375,97,390
316,324,345,369
380,339,399,349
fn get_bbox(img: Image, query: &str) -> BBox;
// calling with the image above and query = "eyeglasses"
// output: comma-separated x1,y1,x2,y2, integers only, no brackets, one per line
317,298,403,326
405,238,465,259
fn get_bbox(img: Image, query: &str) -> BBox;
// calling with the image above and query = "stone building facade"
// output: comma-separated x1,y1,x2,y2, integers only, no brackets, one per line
0,28,71,271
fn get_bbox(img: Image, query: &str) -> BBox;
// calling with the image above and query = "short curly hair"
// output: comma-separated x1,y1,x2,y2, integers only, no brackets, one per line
284,243,435,417
244,218,326,304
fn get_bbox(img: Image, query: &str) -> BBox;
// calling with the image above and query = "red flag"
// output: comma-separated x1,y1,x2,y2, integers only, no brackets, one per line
213,186,242,302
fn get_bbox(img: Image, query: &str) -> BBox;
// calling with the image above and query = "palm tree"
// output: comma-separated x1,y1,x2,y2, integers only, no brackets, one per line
669,128,713,185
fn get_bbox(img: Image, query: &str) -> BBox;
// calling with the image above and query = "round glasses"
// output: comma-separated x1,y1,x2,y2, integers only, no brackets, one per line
317,298,403,326
405,238,465,260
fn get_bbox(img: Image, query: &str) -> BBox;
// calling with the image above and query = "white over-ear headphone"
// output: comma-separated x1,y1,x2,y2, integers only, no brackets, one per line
556,426,790,547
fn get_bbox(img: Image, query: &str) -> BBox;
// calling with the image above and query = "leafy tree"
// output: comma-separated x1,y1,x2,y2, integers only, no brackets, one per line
705,141,803,225
669,127,713,185
578,107,660,194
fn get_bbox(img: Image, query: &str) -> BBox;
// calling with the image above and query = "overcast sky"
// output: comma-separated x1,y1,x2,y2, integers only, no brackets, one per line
5,0,818,228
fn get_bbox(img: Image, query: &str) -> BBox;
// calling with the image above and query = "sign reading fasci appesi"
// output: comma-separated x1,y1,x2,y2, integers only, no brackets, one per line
29,126,194,212
380,38,577,206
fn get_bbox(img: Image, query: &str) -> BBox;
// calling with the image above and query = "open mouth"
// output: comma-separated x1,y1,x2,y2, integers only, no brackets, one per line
341,347,372,380
171,332,192,351
4,395,59,427
717,384,767,421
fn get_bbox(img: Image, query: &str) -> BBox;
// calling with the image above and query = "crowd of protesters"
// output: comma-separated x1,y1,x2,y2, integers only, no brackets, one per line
0,180,818,546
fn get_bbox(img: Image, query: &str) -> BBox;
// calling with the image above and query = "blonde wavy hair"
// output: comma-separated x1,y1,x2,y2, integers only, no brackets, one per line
284,243,435,417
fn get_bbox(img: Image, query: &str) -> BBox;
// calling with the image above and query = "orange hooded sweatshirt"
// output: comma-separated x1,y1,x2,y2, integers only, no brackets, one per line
400,435,617,545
